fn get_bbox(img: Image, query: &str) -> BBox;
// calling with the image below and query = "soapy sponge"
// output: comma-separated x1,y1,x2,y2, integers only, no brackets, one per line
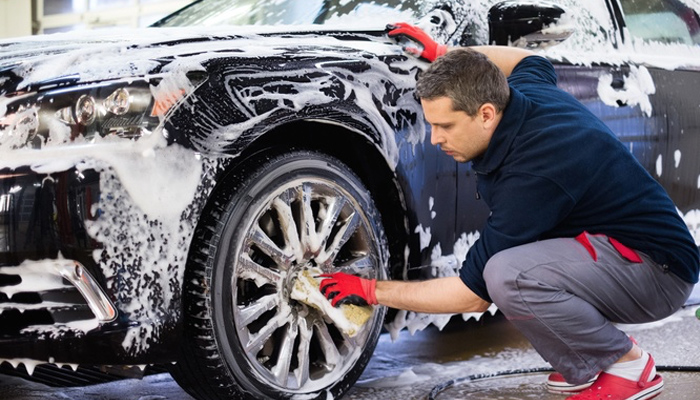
291,269,372,337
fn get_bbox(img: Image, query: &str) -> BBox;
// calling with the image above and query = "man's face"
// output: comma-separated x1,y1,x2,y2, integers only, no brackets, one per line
421,97,494,163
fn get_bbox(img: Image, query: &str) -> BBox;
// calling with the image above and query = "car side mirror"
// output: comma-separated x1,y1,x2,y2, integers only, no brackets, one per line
487,1,573,48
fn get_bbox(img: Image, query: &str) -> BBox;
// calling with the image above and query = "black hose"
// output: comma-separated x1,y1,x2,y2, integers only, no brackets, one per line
428,365,700,399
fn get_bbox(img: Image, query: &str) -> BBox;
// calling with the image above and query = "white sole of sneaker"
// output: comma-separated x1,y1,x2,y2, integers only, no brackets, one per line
628,380,664,400
546,378,596,394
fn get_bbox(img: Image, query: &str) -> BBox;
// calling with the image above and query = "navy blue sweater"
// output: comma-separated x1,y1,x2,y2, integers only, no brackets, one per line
460,56,700,303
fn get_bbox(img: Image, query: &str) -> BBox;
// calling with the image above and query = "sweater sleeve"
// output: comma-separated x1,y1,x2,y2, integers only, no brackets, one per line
459,172,576,302
509,56,558,87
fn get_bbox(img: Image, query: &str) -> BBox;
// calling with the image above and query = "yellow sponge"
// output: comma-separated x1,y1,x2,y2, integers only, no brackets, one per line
291,269,372,337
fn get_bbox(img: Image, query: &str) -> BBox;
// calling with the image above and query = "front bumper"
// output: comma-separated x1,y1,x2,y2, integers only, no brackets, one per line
0,167,180,364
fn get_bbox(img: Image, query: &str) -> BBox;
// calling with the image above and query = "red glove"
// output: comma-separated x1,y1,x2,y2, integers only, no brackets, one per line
386,22,447,62
319,272,377,307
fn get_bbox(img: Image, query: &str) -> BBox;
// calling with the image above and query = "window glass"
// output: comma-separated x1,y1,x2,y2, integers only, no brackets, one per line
140,13,168,27
89,0,132,10
620,0,700,45
154,0,323,26
45,25,86,34
154,0,421,27
43,0,86,16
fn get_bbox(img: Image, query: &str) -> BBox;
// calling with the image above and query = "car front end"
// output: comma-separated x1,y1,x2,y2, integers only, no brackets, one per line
0,30,218,365
0,1,428,395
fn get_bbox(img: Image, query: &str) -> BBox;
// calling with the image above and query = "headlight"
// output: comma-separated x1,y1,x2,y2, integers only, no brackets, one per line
0,77,185,149
50,82,159,142
51,84,157,140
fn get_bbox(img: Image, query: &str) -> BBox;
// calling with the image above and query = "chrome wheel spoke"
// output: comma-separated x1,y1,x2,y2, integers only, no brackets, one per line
314,320,341,368
245,306,291,354
272,197,303,263
318,211,360,267
271,320,298,386
238,293,279,326
299,183,320,257
250,224,294,269
294,317,312,386
316,196,345,254
238,253,282,287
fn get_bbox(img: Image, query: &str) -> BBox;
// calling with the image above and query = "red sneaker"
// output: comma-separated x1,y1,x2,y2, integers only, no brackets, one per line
546,372,597,394
548,337,640,394
565,354,663,400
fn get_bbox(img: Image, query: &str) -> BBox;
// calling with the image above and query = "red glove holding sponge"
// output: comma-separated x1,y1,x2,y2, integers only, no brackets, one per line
319,272,377,307
386,22,448,62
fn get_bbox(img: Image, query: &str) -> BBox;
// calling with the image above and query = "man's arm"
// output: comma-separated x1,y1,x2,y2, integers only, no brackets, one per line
375,276,491,313
467,45,537,77
385,23,537,76
319,273,490,314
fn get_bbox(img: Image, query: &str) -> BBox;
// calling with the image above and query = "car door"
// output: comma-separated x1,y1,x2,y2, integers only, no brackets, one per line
612,0,700,216
554,0,700,247
550,0,651,182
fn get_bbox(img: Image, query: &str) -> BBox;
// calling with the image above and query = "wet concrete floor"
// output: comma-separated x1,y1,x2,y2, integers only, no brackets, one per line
0,306,699,399
349,306,700,399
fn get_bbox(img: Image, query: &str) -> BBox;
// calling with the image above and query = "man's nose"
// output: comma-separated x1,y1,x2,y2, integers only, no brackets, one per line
430,129,443,146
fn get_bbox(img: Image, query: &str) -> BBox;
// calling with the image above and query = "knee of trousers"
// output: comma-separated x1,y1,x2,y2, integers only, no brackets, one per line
483,249,526,311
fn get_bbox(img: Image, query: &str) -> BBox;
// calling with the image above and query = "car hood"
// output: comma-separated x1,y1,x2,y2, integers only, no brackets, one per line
0,26,394,93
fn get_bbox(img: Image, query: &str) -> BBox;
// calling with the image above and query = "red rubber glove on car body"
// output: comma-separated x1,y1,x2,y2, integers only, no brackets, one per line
386,22,447,62
319,273,377,307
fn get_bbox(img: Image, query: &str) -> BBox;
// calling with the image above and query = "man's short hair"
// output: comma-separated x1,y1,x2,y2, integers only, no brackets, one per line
416,48,510,116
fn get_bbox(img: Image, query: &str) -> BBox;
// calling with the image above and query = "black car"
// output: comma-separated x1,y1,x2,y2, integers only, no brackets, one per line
0,0,698,399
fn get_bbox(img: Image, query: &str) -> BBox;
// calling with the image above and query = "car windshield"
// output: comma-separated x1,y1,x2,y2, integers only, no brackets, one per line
153,0,425,27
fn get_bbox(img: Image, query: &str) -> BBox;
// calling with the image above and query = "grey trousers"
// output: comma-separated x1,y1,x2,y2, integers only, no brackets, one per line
483,234,694,384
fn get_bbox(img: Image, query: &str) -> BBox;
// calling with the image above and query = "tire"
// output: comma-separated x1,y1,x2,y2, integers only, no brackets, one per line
170,149,388,400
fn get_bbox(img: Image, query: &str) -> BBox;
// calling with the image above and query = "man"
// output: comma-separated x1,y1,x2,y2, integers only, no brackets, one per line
319,23,699,400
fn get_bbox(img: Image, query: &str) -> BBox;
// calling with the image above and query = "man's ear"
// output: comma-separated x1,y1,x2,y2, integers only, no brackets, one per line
478,103,498,128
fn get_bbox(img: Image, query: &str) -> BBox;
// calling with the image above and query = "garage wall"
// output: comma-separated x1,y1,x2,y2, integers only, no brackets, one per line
0,0,189,39
0,0,32,39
